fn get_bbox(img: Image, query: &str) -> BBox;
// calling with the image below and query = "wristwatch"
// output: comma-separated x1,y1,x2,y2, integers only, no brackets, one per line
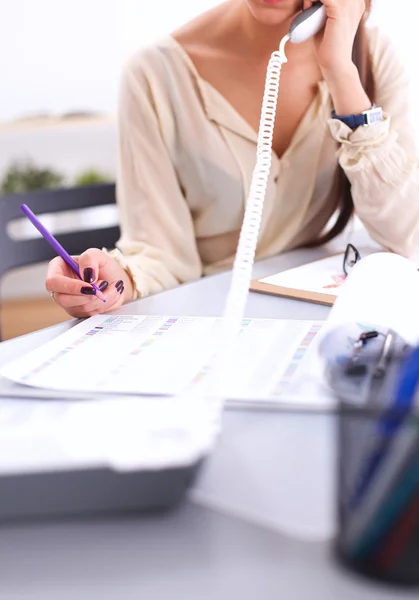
331,105,383,129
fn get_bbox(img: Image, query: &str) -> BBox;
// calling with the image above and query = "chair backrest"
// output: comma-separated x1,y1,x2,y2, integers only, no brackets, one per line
0,183,120,282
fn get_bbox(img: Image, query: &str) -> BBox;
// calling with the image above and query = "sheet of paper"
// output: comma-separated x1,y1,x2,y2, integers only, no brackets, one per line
0,393,218,474
0,316,328,408
0,399,99,474
261,253,348,296
259,247,419,300
323,252,419,344
260,246,380,297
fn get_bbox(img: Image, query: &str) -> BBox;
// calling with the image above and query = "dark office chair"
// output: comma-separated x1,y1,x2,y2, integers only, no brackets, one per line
0,183,120,340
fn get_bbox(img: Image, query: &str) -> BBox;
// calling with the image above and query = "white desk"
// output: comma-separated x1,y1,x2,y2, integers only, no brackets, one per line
0,243,416,600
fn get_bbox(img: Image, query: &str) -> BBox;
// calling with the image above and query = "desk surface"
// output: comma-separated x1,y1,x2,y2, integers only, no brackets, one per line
0,241,416,600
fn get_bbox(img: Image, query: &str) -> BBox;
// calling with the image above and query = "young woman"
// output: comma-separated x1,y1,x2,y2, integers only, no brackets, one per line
46,0,419,317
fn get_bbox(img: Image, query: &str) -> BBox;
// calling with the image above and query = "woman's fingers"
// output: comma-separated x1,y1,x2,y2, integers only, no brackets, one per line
55,279,125,317
46,252,130,318
53,281,107,308
46,273,96,296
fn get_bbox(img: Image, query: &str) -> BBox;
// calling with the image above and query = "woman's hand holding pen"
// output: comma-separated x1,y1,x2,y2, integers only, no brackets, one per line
46,249,134,318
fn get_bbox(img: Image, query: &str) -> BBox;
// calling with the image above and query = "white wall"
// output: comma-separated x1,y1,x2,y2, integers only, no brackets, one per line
369,1,419,135
0,1,416,121
0,0,221,183
0,0,220,121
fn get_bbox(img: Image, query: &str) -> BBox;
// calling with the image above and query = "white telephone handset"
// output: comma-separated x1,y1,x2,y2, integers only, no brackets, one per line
289,3,327,44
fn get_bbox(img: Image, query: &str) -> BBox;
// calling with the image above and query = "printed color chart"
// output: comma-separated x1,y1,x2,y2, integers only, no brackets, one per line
1,316,329,408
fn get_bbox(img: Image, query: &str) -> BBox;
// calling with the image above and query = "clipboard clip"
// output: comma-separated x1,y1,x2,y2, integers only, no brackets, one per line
347,330,393,380
321,323,413,405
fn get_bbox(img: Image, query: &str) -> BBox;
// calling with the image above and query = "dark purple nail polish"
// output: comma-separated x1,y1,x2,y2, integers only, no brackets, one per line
81,286,96,295
99,281,109,291
83,268,95,283
115,280,123,290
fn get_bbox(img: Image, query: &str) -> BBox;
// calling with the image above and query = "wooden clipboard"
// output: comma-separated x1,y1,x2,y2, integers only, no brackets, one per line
250,252,345,307
249,278,337,306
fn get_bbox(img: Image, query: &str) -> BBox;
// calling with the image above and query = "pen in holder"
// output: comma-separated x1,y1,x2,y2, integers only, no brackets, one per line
336,401,419,586
320,325,419,585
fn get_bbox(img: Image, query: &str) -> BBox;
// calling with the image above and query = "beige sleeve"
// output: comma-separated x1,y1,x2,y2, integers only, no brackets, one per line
327,28,419,258
108,57,203,299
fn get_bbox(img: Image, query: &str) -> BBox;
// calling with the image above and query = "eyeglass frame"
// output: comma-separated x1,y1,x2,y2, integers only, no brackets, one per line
342,243,361,276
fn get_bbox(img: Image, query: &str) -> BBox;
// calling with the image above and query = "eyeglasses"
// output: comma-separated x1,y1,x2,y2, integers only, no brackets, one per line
343,243,361,276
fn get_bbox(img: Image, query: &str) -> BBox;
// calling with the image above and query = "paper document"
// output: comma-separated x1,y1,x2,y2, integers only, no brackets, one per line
321,252,419,344
1,316,327,409
0,393,218,475
251,247,419,306
261,253,351,296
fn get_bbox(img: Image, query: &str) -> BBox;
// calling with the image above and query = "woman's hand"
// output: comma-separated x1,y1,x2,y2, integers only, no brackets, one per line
46,249,134,318
303,0,366,78
303,0,371,115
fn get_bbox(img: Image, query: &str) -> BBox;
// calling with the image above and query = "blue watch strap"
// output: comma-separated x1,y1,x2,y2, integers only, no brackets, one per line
331,105,383,129
332,111,367,128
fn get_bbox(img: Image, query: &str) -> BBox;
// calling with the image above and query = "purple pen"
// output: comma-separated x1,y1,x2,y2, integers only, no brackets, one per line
20,204,106,303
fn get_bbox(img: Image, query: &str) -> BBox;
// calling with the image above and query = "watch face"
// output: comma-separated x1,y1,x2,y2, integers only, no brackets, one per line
366,108,383,125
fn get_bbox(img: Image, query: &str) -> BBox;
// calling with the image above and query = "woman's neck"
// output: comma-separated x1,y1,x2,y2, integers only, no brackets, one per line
214,1,313,62
239,3,290,50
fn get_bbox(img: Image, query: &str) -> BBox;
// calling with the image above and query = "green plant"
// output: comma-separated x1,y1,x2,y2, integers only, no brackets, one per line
74,169,111,187
0,161,65,195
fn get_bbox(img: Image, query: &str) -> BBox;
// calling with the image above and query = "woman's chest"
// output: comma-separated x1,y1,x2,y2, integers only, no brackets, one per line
189,53,323,159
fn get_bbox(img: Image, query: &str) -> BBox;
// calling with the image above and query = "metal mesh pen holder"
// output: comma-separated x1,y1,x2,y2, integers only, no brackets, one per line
336,400,419,587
